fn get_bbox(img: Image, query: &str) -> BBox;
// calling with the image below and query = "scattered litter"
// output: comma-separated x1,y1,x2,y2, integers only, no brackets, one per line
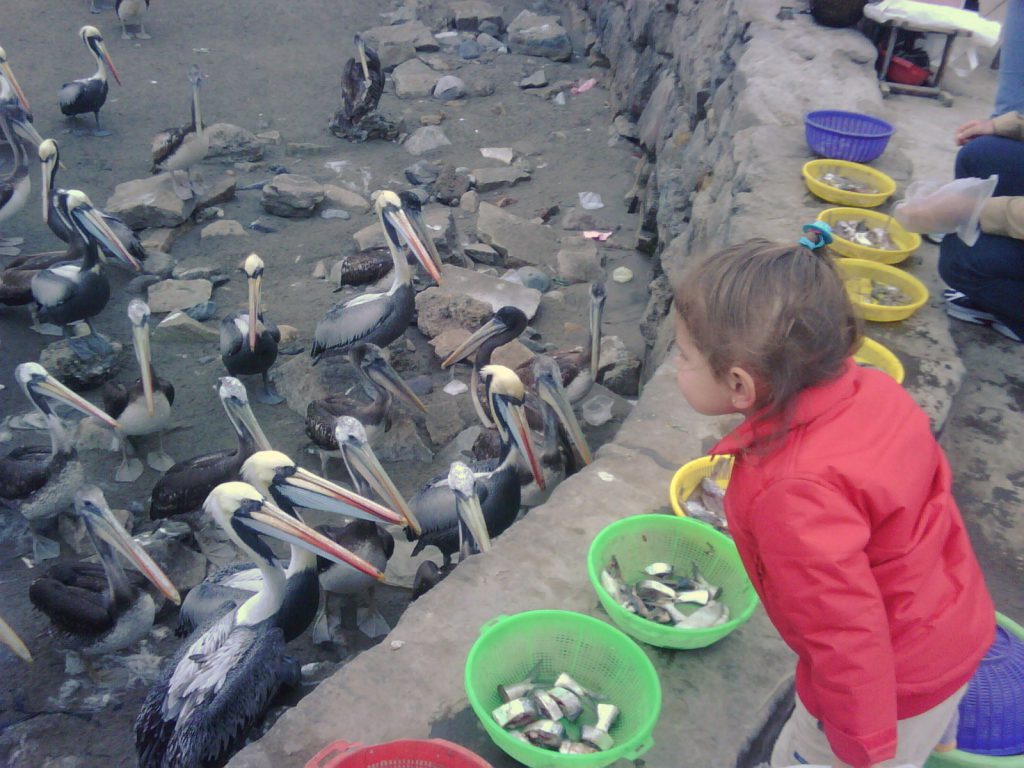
247,219,278,234
582,230,613,242
571,78,598,95
612,267,633,283
238,179,271,191
192,47,210,54
444,379,469,396
578,191,604,210
390,640,405,650
597,471,615,483
582,394,614,427
553,92,567,106
481,147,515,164
312,260,327,280
324,160,348,173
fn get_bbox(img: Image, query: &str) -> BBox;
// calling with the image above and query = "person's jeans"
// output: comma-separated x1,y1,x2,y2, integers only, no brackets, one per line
938,135,1024,338
994,0,1024,117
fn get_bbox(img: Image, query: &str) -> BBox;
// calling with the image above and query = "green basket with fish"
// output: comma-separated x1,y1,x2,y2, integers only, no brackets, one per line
465,610,661,768
587,514,759,650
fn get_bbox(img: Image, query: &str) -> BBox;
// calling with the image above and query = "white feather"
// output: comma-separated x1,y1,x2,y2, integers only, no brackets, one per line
163,611,237,724
344,292,384,308
59,84,80,108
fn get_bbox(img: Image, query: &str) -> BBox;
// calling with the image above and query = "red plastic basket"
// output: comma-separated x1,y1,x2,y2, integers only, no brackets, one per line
305,739,493,768
886,55,930,86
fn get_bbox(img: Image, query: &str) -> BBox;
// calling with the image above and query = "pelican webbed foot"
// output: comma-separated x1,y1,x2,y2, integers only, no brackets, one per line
0,245,20,257
30,531,61,563
251,372,284,405
0,236,24,247
116,456,145,483
146,451,175,472
356,588,390,638
137,31,151,39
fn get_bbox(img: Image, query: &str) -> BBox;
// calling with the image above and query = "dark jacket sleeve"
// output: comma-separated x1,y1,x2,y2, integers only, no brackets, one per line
748,476,898,767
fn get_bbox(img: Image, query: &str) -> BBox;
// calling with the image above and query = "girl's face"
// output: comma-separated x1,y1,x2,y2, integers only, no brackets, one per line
673,313,742,416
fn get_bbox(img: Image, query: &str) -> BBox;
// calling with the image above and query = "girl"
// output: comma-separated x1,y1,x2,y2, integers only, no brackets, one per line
672,235,994,768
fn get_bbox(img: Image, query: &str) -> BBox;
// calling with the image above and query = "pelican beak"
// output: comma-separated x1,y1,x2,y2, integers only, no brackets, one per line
271,466,404,526
1,62,30,114
132,320,155,417
0,616,31,663
32,372,121,431
356,35,371,83
8,109,43,149
340,437,421,536
248,498,385,581
98,41,122,86
440,316,507,369
455,488,492,554
228,395,273,451
537,372,592,465
384,206,443,285
497,396,545,491
589,286,606,384
81,496,181,605
368,355,427,414
247,272,262,353
74,203,140,271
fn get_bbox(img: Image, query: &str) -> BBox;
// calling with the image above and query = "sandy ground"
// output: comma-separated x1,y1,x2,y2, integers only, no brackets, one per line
0,0,654,764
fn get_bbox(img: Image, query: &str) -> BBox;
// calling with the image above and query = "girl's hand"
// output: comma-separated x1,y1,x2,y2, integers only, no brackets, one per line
956,118,995,145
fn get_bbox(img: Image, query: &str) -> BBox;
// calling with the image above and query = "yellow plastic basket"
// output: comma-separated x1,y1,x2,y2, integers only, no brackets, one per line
802,159,896,208
853,336,905,384
818,207,921,265
836,258,929,322
669,455,733,519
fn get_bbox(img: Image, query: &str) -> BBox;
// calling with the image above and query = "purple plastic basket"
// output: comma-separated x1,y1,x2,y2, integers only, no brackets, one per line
804,110,895,162
957,624,1024,756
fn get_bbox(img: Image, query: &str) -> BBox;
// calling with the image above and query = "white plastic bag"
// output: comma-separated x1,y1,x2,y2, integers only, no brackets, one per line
894,175,998,245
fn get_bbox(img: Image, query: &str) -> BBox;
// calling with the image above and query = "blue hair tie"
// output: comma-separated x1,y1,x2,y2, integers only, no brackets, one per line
799,221,833,251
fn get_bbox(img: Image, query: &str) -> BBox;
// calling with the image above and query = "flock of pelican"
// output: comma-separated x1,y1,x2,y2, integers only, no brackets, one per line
0,24,611,768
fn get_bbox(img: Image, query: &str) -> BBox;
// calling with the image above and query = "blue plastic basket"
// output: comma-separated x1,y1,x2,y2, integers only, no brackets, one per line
957,620,1024,756
804,110,895,162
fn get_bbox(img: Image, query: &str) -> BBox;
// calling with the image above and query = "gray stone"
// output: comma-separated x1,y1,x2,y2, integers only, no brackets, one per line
429,328,533,371
519,69,548,89
463,242,503,267
467,75,495,97
373,417,433,462
105,174,196,229
205,123,265,163
147,279,214,313
432,264,541,318
476,32,504,52
256,130,281,145
405,160,443,186
431,164,471,205
471,166,530,192
286,142,329,156
598,335,642,396
184,301,217,322
363,22,438,70
476,202,559,269
459,190,479,212
404,126,452,156
142,249,175,278
154,311,221,341
172,265,229,283
423,394,466,446
139,538,207,592
39,340,122,391
140,226,187,253
614,114,639,140
406,374,434,396
262,174,325,218
516,265,551,292
639,273,673,347
433,75,467,100
353,222,386,252
201,219,247,238
458,39,481,60
451,0,505,32
59,507,133,556
393,59,440,98
507,10,573,61
414,288,493,338
196,173,237,209
556,240,603,283
560,207,619,232
323,185,370,213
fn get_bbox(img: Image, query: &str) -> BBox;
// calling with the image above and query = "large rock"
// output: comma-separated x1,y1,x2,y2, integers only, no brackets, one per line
433,75,467,100
561,207,618,232
201,219,247,238
323,185,370,213
476,202,559,269
154,311,221,341
373,417,433,462
431,264,542,320
451,0,505,32
137,536,207,592
404,126,452,156
140,225,188,253
507,10,573,61
471,166,530,192
463,242,503,266
556,239,604,283
393,59,440,98
415,288,493,338
205,123,265,162
105,174,197,229
423,394,468,446
430,328,534,369
148,279,213,313
196,173,237,209
363,22,438,70
39,339,122,391
262,174,325,218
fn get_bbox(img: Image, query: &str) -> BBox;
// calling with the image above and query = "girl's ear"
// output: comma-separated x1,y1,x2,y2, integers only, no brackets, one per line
727,366,758,412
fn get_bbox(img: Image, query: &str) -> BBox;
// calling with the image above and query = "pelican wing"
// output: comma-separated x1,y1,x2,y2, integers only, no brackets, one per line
219,314,246,359
58,82,80,109
101,381,131,420
311,292,392,360
31,264,80,307
0,446,54,499
29,576,113,635
0,180,13,210
175,562,256,638
150,448,242,519
151,125,195,171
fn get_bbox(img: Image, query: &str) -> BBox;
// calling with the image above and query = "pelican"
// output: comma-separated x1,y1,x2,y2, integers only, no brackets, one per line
31,189,142,358
338,35,384,128
305,343,427,476
151,65,208,199
39,139,147,266
59,27,121,137
116,0,151,39
102,299,175,482
176,449,405,640
1,363,122,562
344,366,543,567
0,103,32,257
29,486,180,655
135,482,384,768
311,190,443,364
0,615,32,662
149,377,272,519
220,253,282,404
0,46,31,115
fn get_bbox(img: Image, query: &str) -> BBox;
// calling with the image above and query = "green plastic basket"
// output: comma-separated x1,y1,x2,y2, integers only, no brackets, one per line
587,514,759,649
464,610,661,768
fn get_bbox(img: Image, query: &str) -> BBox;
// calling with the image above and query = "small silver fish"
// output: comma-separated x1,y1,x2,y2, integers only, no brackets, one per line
676,588,711,606
595,702,620,732
524,719,565,749
553,672,599,703
497,661,542,703
532,691,564,721
636,579,677,602
643,562,674,577
581,724,615,751
547,686,583,721
559,741,599,754
492,697,539,729
675,600,730,629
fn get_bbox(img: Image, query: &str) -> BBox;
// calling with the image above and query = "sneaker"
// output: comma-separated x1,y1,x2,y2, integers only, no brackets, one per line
942,288,960,301
924,233,946,245
945,292,998,325
993,322,1023,342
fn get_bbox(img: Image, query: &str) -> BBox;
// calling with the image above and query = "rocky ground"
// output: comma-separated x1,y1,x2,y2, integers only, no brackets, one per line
0,0,655,764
